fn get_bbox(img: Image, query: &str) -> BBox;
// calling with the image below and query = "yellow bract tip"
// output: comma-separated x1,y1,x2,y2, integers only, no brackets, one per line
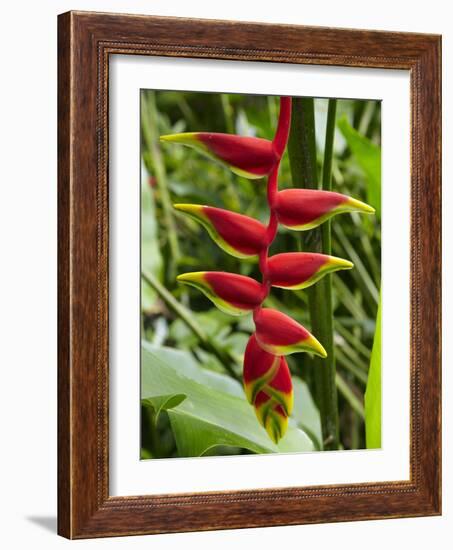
173,203,203,215
265,415,287,445
329,256,354,270
160,132,199,145
176,272,206,284
347,197,376,214
307,335,328,358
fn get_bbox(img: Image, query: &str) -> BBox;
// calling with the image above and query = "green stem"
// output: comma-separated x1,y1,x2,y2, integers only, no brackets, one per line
336,373,365,419
321,99,337,252
141,92,181,281
335,349,368,385
333,222,379,305
334,320,371,360
333,276,368,320
350,212,381,286
288,98,340,450
141,271,240,381
336,337,369,372
221,94,235,134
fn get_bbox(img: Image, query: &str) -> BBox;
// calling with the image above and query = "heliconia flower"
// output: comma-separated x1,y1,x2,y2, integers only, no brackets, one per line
243,333,293,443
274,189,375,231
254,308,327,357
177,271,265,316
160,132,279,179
267,252,353,290
173,204,266,259
163,96,360,446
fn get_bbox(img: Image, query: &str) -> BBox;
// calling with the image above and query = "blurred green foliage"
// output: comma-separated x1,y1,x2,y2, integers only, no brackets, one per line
140,90,381,458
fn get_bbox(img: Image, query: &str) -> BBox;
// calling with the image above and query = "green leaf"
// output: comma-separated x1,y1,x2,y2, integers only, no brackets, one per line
364,295,381,448
141,342,314,457
337,116,381,219
140,448,154,459
292,378,322,450
146,344,243,397
142,393,187,422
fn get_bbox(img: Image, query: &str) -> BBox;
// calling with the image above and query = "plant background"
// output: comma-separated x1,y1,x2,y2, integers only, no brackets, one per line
140,90,381,459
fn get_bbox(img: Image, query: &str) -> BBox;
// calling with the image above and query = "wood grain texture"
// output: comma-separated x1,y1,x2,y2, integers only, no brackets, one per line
57,10,442,539
57,11,71,538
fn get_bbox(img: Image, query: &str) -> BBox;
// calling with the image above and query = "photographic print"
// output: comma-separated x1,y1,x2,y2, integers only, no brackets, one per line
58,12,441,537
140,91,381,459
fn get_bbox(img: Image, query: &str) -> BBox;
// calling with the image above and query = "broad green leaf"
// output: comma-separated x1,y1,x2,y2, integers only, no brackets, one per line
364,296,381,448
142,393,187,422
337,116,381,219
292,378,322,450
141,342,314,457
146,345,243,397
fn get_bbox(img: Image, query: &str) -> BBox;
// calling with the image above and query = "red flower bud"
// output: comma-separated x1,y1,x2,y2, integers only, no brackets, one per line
243,333,293,443
254,308,327,357
268,252,353,290
274,189,375,231
177,271,265,316
161,132,279,179
174,204,266,259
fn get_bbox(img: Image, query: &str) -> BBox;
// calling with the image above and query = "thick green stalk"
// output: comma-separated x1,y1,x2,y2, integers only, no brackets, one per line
288,98,340,450
141,271,240,380
321,99,337,252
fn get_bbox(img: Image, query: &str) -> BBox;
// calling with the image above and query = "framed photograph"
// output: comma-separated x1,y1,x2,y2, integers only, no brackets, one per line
58,11,441,538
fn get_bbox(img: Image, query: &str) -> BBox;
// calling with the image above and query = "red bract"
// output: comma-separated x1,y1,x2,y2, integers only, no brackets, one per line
177,271,265,316
173,204,266,259
267,252,353,290
274,188,375,230
243,334,293,443
254,308,327,357
160,132,279,179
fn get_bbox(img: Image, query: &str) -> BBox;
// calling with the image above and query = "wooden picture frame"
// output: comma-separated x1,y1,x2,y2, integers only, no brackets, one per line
58,10,441,539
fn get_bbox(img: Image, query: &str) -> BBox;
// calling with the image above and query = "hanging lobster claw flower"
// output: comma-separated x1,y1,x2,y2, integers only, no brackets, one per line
177,271,265,316
160,132,279,179
174,204,266,259
243,333,293,444
254,308,327,357
268,252,353,290
274,189,375,231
